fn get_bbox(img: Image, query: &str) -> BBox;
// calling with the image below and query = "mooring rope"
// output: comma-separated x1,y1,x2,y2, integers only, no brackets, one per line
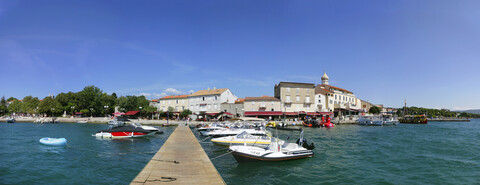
198,136,212,142
210,151,233,160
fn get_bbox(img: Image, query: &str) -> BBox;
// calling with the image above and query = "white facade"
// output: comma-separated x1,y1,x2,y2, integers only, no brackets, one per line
187,88,237,114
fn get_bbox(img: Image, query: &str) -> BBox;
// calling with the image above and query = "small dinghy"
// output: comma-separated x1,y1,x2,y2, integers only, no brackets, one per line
39,137,67,146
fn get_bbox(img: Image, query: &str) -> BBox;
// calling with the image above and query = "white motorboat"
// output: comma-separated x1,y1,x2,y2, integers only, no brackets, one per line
198,124,227,136
229,130,314,162
207,127,266,138
382,116,399,125
211,131,272,147
131,122,163,134
357,116,382,126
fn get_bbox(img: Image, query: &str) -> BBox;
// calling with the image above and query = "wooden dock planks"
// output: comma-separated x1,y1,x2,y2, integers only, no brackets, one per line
131,125,225,185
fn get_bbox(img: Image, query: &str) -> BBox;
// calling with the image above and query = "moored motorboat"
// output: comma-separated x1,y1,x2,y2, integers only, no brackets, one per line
131,122,163,134
207,127,266,137
229,130,314,162
211,131,272,147
39,137,67,146
94,125,155,138
94,117,155,138
6,117,15,123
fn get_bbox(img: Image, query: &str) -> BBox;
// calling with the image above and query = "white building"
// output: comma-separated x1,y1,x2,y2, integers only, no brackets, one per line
187,88,237,115
157,95,189,112
316,72,362,117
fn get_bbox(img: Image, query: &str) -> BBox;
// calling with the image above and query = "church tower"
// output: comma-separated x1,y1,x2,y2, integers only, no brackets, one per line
321,72,329,85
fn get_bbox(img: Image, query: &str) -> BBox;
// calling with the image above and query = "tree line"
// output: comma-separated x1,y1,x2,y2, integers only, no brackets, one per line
395,106,480,118
0,86,162,117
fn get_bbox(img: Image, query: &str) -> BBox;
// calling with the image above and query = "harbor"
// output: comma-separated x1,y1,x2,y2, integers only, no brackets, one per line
2,120,479,184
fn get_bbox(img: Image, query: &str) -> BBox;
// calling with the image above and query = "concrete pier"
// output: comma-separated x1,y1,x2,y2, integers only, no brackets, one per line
131,124,225,185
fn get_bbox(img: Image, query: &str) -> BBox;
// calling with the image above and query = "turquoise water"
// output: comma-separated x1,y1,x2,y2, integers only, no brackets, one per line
0,122,174,185
1,121,480,185
197,120,480,185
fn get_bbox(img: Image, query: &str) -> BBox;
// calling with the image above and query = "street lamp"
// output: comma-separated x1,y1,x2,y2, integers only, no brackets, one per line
90,108,93,118
71,106,75,117
104,105,109,117
139,106,142,120
51,107,55,117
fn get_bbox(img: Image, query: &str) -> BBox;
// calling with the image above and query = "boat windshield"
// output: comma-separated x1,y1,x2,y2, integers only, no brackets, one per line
236,131,250,139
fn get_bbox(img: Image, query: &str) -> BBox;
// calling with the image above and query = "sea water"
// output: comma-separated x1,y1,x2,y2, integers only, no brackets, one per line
1,121,480,184
0,122,174,185
198,120,480,185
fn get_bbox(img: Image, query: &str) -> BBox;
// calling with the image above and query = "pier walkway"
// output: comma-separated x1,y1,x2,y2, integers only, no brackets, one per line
131,124,225,185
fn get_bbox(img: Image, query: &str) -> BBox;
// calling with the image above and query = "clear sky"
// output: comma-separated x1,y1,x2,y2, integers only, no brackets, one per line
1,0,479,110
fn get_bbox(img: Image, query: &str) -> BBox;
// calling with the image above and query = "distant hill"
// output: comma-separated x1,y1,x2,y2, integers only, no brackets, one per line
455,109,480,114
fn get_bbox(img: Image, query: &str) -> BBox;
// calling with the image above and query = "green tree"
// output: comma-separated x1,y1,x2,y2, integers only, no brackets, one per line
7,97,17,101
180,109,192,119
369,106,380,114
78,86,103,116
8,100,23,114
0,96,7,116
22,96,40,114
100,93,116,116
38,96,62,117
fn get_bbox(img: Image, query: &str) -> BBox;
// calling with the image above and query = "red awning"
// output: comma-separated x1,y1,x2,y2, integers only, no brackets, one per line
75,112,83,115
224,112,234,116
124,111,140,115
244,111,283,116
206,113,218,116
284,112,299,116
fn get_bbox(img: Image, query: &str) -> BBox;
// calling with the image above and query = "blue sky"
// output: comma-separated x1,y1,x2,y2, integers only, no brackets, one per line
1,0,479,110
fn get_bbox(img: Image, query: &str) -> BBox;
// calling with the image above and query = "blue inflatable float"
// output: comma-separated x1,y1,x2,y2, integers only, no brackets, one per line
39,137,67,146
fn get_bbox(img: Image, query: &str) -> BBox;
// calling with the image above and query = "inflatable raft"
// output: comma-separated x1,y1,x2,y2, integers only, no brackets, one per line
39,137,67,146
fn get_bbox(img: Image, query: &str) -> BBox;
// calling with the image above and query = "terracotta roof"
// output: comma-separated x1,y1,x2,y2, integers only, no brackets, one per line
244,96,280,101
189,88,228,97
150,99,159,102
235,98,245,103
315,86,332,95
160,95,189,99
318,84,352,93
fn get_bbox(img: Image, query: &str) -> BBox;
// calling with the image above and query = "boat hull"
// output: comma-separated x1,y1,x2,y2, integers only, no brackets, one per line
231,150,314,162
95,131,155,138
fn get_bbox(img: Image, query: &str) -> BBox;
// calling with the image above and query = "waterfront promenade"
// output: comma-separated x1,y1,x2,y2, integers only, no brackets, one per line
130,124,225,185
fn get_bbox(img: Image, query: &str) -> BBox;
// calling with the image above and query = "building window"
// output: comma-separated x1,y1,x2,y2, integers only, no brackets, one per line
208,105,211,110
285,104,291,108
176,100,179,104
305,104,310,109
306,96,310,103
318,99,321,103
215,96,217,100
335,95,337,100
307,89,310,93
330,100,333,104
286,96,291,102
271,108,274,111
203,97,205,101
252,101,255,105
296,95,300,102
169,100,171,104
287,88,290,93
214,104,217,109
296,88,300,93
